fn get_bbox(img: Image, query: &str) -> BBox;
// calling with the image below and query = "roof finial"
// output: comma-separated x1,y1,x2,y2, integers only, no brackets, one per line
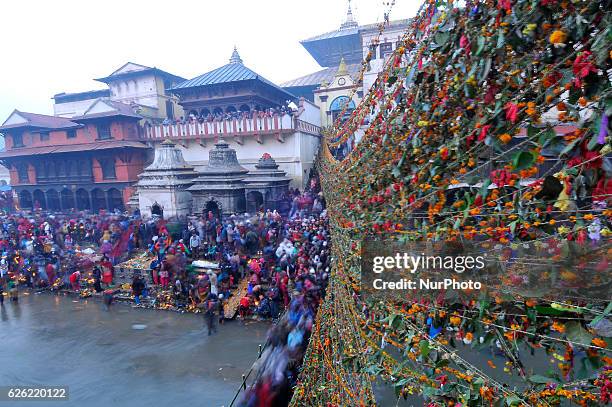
229,46,243,64
340,0,358,30
336,57,348,76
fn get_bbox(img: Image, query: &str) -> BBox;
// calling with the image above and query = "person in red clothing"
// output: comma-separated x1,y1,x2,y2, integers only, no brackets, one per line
45,263,55,286
100,257,113,287
69,271,81,291
159,260,170,289
239,295,251,318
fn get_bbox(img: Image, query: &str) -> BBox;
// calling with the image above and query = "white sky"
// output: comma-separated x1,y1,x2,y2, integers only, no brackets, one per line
0,0,420,122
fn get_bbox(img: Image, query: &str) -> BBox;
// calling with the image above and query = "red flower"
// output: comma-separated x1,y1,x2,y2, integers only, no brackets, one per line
478,124,492,142
572,51,597,87
460,35,471,55
573,51,597,78
498,0,513,11
505,102,519,124
484,85,499,104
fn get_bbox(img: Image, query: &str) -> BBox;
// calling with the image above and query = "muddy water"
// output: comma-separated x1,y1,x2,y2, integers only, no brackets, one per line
0,293,270,407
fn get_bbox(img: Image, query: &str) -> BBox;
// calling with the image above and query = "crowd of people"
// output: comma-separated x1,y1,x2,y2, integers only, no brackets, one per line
0,180,328,325
161,102,298,126
0,177,330,407
238,213,330,406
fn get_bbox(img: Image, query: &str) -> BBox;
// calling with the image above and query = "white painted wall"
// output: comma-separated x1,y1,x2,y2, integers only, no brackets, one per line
169,132,313,188
139,189,193,219
361,26,406,94
109,74,160,109
53,98,103,118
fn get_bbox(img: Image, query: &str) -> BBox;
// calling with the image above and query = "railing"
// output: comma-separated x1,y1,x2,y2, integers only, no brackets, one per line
141,114,322,140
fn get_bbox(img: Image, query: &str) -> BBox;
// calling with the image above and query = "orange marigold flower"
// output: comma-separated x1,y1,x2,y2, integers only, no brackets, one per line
592,337,607,348
551,321,566,333
499,133,512,144
549,30,567,44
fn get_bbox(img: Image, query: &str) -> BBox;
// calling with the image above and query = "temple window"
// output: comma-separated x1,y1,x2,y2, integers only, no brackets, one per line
379,42,393,59
12,132,24,147
99,158,116,180
97,123,112,140
17,164,29,182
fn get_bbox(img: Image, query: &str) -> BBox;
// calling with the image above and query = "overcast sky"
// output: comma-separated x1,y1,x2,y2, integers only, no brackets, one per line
0,0,420,122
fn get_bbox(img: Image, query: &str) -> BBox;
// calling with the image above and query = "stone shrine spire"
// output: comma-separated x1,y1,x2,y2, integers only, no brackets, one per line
136,138,197,219
340,0,358,30
229,46,243,64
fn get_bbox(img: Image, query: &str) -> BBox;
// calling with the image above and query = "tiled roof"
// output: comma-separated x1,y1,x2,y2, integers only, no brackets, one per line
172,62,261,89
95,62,186,84
0,110,81,131
172,61,295,100
76,99,142,120
53,89,110,103
0,140,148,159
281,63,362,88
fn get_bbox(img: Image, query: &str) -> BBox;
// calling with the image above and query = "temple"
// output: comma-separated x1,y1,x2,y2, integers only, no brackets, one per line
135,139,197,219
141,48,321,187
0,103,148,212
1,48,322,213
282,2,410,127
135,139,291,218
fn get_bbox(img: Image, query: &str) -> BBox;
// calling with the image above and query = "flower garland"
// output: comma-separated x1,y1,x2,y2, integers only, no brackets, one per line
291,0,612,405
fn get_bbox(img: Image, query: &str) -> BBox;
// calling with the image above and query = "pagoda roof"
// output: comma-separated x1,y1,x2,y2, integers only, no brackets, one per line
0,110,81,131
95,62,185,84
75,99,142,121
0,140,147,159
171,48,295,99
281,63,362,88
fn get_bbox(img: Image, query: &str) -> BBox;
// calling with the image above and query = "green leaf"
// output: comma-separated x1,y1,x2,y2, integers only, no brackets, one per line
453,218,461,230
505,395,523,406
481,57,492,82
535,305,565,315
496,29,505,49
479,178,492,199
537,127,556,146
589,302,612,327
560,138,580,156
565,321,594,346
476,35,486,56
509,220,518,235
512,151,535,170
419,339,430,358
528,374,558,384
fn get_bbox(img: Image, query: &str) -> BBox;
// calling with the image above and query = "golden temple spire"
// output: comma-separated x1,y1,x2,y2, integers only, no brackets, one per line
336,58,348,76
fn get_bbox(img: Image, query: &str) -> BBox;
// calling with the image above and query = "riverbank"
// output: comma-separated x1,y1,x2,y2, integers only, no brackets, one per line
0,293,270,407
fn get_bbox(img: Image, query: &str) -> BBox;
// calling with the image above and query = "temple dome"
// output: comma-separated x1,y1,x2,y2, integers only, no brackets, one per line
198,140,249,176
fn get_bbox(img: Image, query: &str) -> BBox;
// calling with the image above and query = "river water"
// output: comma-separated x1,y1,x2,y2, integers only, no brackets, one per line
0,293,270,407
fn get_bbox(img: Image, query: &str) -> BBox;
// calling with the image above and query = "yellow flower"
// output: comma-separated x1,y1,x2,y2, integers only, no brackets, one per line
522,23,537,35
557,226,570,234
549,30,567,45
417,120,429,127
